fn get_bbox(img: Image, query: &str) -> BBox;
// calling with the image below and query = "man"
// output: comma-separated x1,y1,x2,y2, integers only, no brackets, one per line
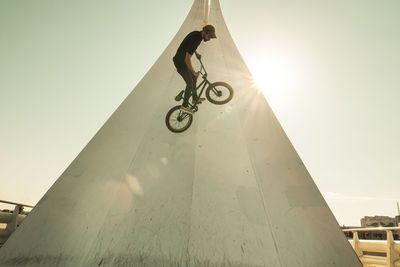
173,25,217,114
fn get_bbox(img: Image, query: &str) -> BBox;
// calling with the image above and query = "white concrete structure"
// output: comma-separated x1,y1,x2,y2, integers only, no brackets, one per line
0,0,362,266
344,227,400,267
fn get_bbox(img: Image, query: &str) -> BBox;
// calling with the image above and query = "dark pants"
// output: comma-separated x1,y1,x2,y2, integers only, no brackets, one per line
176,66,198,107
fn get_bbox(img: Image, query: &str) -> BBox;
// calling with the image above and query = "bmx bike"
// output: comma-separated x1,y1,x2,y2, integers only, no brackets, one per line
165,59,234,133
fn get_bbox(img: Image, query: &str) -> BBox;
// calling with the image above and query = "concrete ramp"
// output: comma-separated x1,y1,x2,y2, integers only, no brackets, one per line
0,0,362,266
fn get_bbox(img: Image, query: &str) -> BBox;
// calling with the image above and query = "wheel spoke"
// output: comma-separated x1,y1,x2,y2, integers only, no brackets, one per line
210,86,228,100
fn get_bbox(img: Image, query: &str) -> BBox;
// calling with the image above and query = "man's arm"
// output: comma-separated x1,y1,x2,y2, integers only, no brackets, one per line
185,52,199,76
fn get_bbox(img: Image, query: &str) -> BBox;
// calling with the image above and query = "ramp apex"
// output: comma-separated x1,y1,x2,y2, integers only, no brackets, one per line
201,0,211,27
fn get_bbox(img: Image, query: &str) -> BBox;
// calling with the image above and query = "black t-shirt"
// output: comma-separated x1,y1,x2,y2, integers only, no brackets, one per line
173,31,202,69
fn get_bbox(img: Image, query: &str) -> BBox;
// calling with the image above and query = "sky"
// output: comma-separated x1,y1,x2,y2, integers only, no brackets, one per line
0,0,399,226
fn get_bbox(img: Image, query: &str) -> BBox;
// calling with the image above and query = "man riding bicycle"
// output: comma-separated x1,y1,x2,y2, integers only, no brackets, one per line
173,25,217,114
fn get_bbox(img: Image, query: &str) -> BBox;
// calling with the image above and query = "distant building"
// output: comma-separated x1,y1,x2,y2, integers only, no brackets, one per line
358,216,399,240
361,216,397,228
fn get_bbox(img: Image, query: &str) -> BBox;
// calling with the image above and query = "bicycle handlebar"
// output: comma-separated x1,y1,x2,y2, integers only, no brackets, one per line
198,58,207,77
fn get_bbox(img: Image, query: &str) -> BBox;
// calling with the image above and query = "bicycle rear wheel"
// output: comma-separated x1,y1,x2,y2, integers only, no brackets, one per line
165,105,193,133
205,82,233,105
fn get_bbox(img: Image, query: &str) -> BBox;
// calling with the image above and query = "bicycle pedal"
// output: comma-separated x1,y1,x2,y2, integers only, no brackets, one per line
192,98,205,105
175,90,184,101
180,106,194,115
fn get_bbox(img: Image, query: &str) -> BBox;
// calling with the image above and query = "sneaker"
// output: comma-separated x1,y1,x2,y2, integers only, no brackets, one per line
192,97,205,105
180,106,194,115
175,90,184,101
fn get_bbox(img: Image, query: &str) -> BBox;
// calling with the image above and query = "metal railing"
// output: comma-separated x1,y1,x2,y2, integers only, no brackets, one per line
0,200,33,248
343,227,400,267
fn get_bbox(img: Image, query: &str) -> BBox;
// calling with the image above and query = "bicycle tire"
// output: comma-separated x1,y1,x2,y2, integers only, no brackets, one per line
165,105,193,133
205,82,234,105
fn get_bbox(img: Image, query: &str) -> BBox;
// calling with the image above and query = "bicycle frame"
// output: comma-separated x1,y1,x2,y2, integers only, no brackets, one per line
188,59,212,108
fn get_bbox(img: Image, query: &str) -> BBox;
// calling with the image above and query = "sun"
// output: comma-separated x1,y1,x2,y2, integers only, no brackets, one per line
248,55,292,101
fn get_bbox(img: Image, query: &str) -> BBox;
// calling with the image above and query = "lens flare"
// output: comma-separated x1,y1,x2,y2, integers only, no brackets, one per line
160,157,168,166
125,174,143,196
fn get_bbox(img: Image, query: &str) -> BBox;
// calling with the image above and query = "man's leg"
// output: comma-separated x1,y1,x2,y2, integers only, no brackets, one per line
177,67,197,107
190,72,199,101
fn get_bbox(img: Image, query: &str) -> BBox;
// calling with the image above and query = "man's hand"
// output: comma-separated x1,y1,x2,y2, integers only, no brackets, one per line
195,52,202,60
193,71,200,77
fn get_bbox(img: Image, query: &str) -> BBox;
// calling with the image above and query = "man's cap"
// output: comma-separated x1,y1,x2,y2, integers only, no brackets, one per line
203,25,217,39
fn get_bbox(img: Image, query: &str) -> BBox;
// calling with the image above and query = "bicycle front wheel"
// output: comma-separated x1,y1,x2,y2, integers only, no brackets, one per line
165,105,193,133
205,82,234,105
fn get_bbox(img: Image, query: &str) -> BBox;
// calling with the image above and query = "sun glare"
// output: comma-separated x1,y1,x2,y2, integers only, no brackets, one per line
248,55,292,101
